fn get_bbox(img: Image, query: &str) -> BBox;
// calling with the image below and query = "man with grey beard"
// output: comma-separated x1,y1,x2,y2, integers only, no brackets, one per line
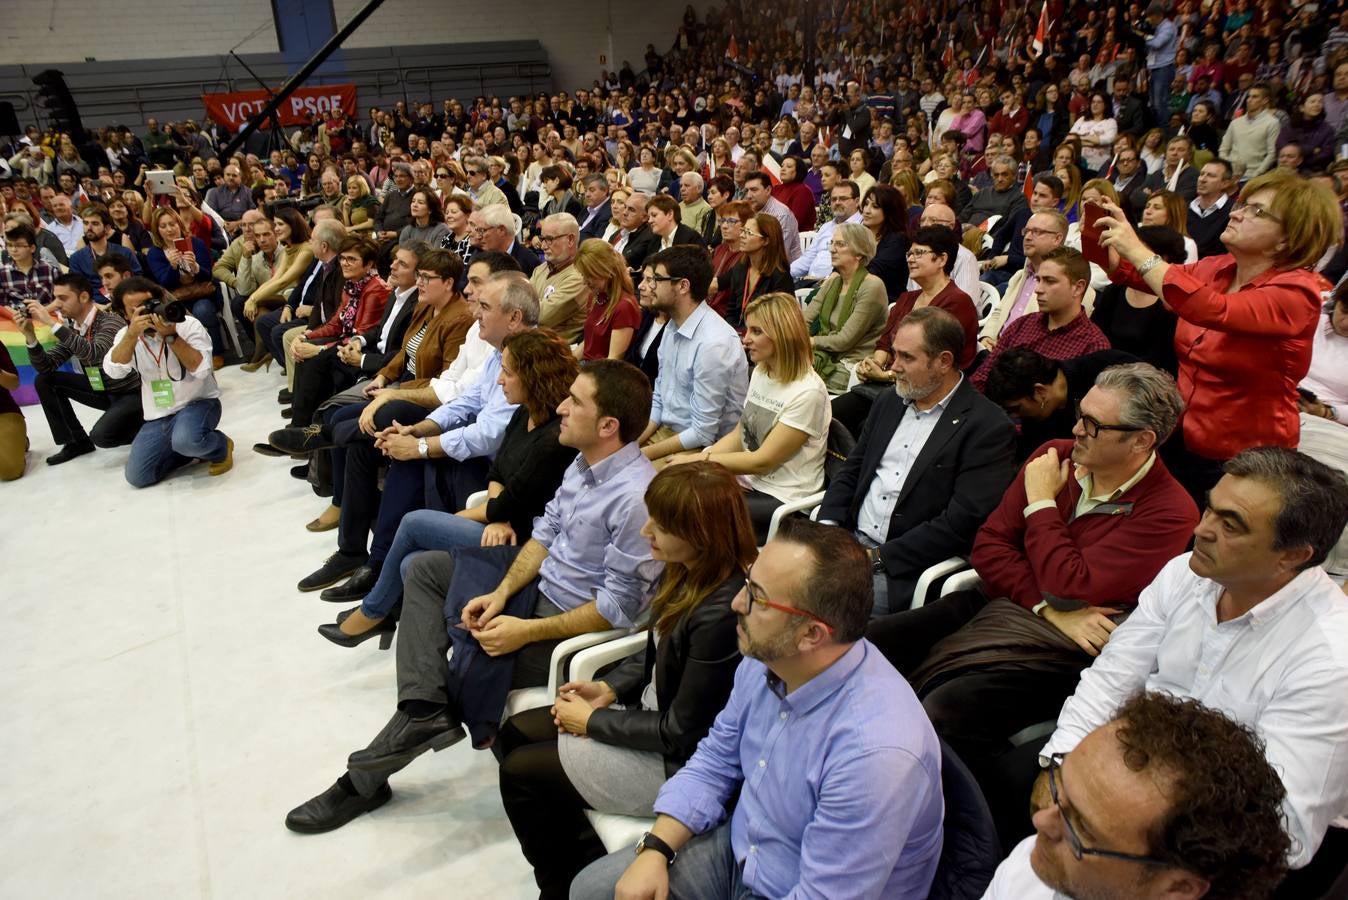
817,306,1017,615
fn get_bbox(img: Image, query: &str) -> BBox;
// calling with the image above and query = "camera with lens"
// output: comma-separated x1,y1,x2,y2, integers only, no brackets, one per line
265,195,323,220
141,295,188,324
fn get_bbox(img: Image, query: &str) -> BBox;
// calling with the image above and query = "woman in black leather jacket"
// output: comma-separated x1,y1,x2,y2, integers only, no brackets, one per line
496,461,755,900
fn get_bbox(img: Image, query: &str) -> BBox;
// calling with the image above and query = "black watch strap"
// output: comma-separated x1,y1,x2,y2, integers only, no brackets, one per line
636,831,677,866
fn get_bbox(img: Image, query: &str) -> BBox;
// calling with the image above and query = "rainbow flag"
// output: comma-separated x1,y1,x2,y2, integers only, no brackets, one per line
0,311,75,406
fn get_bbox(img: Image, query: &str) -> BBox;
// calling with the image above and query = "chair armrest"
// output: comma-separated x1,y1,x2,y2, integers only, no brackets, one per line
941,568,984,598
570,632,649,682
910,557,969,610
546,629,629,697
764,490,826,544
464,490,489,510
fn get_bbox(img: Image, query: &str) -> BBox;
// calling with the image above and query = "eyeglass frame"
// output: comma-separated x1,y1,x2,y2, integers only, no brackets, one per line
740,565,835,634
1074,401,1143,440
538,232,574,245
415,271,446,283
1231,200,1283,225
1045,755,1172,866
1022,226,1063,238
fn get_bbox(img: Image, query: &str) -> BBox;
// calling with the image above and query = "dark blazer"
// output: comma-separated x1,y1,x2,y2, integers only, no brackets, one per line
818,378,1018,602
1114,171,1150,221
722,262,793,328
1144,166,1199,202
624,309,666,382
657,223,707,248
356,288,417,374
506,240,541,275
1113,95,1148,136
305,260,346,334
578,200,612,241
621,224,661,272
586,573,744,776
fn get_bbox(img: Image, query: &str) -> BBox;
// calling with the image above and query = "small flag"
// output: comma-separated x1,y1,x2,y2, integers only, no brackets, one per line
726,34,739,60
1032,3,1051,58
1024,168,1035,202
941,37,955,70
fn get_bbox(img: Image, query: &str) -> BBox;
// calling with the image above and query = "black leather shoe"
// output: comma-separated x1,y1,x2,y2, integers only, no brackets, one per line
46,441,95,465
284,779,391,834
269,424,335,455
253,442,286,457
280,407,293,418
318,617,395,649
320,565,379,602
347,710,465,772
290,463,310,480
297,552,368,592
278,388,293,404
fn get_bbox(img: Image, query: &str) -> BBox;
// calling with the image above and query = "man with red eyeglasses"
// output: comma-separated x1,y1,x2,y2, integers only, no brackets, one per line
571,519,944,900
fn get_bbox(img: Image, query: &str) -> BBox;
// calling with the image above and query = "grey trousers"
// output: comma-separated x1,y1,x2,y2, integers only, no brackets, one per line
570,822,766,900
347,549,561,797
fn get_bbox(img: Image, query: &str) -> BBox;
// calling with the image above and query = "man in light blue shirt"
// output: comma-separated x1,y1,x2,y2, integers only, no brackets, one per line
641,245,748,463
572,519,944,900
1140,3,1178,124
294,270,536,597
285,359,663,834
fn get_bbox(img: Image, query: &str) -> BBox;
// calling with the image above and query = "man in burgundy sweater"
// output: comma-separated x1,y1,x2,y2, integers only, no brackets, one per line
867,362,1197,785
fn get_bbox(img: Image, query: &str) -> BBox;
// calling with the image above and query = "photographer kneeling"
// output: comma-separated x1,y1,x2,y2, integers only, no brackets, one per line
102,277,234,488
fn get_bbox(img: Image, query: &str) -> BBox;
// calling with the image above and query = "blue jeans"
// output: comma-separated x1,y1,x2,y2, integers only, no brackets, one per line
359,508,486,618
570,823,765,900
124,397,227,487
1149,64,1175,125
190,291,225,356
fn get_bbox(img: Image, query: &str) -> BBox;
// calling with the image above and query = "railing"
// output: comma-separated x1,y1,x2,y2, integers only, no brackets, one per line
0,52,551,130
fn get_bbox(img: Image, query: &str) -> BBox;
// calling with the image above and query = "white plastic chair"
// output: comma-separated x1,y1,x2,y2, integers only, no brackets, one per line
978,282,1000,324
511,212,524,240
980,214,1002,251
568,633,659,851
799,230,817,253
910,557,970,610
502,629,629,719
464,490,489,510
216,283,245,357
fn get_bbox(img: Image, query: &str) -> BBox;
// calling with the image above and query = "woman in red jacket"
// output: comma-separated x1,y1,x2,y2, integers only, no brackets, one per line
770,156,816,233
298,235,390,351
1096,168,1341,501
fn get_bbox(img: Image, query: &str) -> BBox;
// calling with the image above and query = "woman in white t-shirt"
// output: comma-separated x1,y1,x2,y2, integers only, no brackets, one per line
664,292,830,542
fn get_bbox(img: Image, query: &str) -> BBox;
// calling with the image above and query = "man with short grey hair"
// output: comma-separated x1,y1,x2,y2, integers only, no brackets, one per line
677,171,712,236
375,163,415,241
529,213,586,343
576,173,612,240
962,155,1028,227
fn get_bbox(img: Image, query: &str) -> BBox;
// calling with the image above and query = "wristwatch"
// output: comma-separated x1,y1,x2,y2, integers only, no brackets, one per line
868,546,885,573
635,831,677,866
417,437,429,458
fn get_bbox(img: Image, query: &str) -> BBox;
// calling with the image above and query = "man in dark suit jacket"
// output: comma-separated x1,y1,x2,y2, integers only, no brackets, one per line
818,307,1018,615
1110,77,1148,137
576,173,613,241
1111,150,1151,222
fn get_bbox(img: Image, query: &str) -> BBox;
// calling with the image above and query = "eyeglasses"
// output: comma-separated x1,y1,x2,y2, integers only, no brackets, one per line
1045,756,1171,866
741,566,835,633
415,272,444,283
1023,227,1062,238
435,171,451,178
905,248,934,259
538,233,571,245
646,274,683,283
1231,201,1282,224
1075,402,1143,439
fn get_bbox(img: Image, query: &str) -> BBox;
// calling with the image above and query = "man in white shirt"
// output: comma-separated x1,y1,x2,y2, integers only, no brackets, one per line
911,203,981,301
45,192,84,256
102,277,233,487
792,182,862,286
1036,447,1348,877
984,692,1291,900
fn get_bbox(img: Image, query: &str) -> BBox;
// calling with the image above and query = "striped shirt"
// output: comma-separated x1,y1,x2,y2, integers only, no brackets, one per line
403,323,428,379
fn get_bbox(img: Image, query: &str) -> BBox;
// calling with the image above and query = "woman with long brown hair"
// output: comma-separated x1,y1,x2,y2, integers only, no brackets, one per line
497,461,753,899
722,211,793,329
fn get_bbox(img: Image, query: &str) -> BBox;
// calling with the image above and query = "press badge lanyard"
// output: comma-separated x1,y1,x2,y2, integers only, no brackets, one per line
78,312,106,391
139,333,182,408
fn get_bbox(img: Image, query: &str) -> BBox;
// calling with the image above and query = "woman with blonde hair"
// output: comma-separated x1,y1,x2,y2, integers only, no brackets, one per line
1099,169,1344,500
342,175,377,232
666,291,829,540
573,239,641,360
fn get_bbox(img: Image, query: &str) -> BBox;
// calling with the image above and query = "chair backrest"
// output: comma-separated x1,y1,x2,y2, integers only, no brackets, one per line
927,738,1001,900
978,282,1000,321
799,230,817,253
823,418,856,484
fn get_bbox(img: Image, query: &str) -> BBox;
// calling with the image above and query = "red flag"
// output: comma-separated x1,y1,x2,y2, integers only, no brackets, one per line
726,34,739,59
1024,168,1035,203
1032,3,1051,58
941,38,955,70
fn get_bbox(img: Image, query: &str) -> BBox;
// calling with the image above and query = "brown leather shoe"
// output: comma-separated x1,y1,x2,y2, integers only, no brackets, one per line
306,505,340,532
208,437,234,476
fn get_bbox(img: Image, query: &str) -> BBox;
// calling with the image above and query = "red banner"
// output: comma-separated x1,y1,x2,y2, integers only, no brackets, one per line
201,84,357,131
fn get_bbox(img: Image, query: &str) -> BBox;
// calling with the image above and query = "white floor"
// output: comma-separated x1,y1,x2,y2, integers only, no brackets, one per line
1,365,538,898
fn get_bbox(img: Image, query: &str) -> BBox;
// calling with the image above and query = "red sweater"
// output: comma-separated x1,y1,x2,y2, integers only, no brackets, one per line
970,439,1198,611
1114,254,1323,459
306,277,391,342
